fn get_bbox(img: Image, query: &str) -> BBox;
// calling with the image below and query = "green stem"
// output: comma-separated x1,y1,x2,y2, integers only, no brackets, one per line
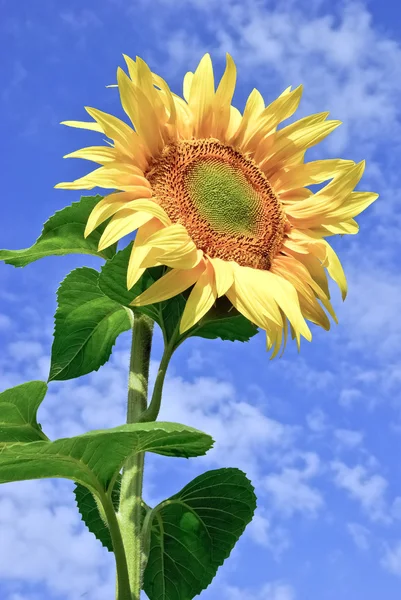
118,312,154,600
101,493,132,600
139,329,177,423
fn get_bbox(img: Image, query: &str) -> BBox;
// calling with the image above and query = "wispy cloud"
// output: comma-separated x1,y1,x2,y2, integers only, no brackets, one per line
223,580,295,600
381,541,401,577
263,452,324,518
331,461,389,522
347,522,371,551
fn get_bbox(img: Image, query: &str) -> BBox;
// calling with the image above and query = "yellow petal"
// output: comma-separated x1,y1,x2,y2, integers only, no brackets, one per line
85,106,135,152
98,210,153,251
270,158,355,194
84,191,152,238
322,220,359,235
183,71,194,102
234,266,283,326
285,162,366,226
327,191,379,221
279,187,313,203
225,105,242,141
225,265,282,329
132,221,203,269
254,111,329,165
266,320,287,359
260,120,342,175
147,246,203,270
131,261,206,306
229,87,265,146
241,85,303,152
290,232,348,300
283,248,330,299
322,242,347,300
208,256,235,297
61,120,103,132
151,71,177,125
138,225,201,270
64,146,118,164
211,53,237,140
115,199,171,227
188,53,215,137
180,260,217,333
143,224,195,252
117,68,165,157
272,254,328,300
56,163,148,192
282,238,309,254
271,256,331,330
258,270,312,341
127,218,165,289
55,168,110,190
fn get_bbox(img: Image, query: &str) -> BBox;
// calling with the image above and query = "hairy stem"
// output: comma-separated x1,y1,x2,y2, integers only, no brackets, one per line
118,312,154,599
139,339,175,423
101,493,132,600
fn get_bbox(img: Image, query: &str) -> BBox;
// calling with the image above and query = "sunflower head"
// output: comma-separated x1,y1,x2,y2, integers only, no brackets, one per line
56,53,378,357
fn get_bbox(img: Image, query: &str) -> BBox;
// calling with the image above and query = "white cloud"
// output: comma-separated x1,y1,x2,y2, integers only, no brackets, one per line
224,580,295,600
246,509,290,559
271,357,335,392
392,497,401,520
331,461,389,522
158,368,298,480
381,542,401,577
339,388,364,408
0,480,114,600
146,0,401,158
347,522,371,551
0,313,12,330
306,408,327,433
60,9,102,30
263,452,324,518
7,341,44,361
334,429,364,449
337,265,401,360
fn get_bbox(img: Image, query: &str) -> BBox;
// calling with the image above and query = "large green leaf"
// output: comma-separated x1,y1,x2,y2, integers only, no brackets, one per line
74,476,153,553
49,267,132,381
0,422,214,496
0,196,116,267
143,468,257,600
74,476,122,552
0,381,48,445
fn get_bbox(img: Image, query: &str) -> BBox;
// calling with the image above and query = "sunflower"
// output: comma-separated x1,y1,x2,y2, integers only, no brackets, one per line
56,53,378,357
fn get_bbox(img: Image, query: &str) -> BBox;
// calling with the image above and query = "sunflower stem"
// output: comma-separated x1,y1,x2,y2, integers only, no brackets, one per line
100,493,132,600
139,343,174,423
118,312,154,600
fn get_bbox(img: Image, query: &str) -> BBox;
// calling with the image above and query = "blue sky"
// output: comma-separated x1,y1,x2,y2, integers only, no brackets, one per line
1,0,401,598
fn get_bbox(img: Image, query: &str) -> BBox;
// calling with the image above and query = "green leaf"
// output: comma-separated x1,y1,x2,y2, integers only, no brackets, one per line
0,381,48,445
159,295,186,343
75,476,152,553
49,267,132,381
143,468,257,600
0,196,116,267
0,422,214,496
192,296,259,343
74,476,122,552
99,244,186,342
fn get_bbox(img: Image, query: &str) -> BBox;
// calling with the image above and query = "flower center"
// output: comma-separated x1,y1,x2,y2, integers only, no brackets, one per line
145,138,287,270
